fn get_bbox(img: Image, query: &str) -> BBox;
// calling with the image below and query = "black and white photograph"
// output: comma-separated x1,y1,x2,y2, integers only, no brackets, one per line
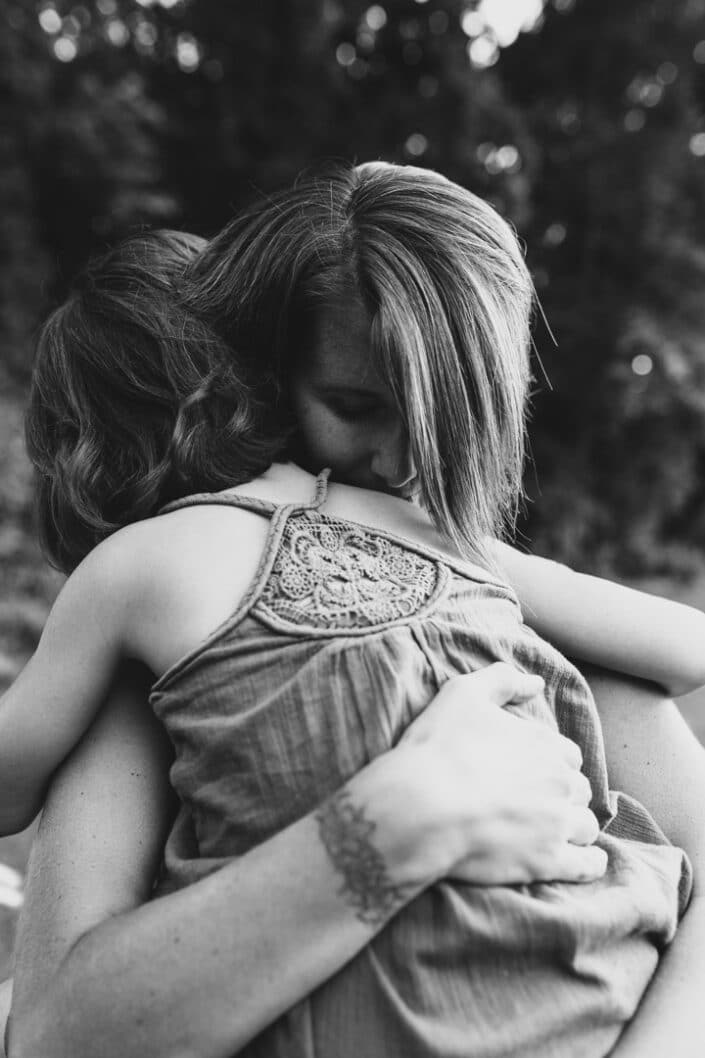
2,1,705,1055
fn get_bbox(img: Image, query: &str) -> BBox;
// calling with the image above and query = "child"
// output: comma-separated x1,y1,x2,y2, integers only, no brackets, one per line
4,164,705,1057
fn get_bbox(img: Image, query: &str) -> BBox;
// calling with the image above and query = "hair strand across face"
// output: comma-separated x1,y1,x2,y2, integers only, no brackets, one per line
185,161,534,563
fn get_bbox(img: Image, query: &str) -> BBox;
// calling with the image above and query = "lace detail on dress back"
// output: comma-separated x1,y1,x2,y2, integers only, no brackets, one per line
257,510,442,631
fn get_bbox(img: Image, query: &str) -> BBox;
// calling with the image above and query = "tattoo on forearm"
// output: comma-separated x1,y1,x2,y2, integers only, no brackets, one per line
316,789,410,928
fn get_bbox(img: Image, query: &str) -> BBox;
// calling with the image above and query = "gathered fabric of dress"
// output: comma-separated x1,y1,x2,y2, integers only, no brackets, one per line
150,471,691,1058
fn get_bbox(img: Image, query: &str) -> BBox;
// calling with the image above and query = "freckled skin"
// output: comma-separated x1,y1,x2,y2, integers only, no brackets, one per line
290,298,418,497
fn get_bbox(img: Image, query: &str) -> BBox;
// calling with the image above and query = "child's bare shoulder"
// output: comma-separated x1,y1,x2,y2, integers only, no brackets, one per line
88,502,272,676
89,500,266,574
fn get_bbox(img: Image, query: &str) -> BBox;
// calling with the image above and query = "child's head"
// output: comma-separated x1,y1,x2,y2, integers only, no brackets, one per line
186,162,535,560
26,229,285,572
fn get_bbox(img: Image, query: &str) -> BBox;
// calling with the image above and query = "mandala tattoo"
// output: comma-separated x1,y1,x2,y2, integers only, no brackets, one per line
316,789,410,928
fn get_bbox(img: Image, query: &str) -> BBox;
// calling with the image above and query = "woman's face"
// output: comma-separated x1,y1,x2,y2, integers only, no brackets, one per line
290,297,419,498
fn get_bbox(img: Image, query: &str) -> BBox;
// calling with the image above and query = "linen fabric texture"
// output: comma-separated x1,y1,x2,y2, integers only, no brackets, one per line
150,472,691,1058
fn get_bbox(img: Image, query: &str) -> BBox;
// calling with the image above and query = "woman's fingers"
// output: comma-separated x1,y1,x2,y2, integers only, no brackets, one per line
568,769,593,806
397,663,607,887
445,667,586,772
567,805,600,846
551,842,608,884
558,735,583,770
475,662,545,705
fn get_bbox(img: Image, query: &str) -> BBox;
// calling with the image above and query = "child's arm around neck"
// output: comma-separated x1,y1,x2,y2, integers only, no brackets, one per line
495,542,705,699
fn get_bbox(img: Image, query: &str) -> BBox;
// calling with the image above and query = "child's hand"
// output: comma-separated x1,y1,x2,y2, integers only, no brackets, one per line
396,664,606,887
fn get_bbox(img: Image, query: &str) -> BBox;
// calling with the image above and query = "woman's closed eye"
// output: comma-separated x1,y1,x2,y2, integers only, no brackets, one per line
324,393,388,421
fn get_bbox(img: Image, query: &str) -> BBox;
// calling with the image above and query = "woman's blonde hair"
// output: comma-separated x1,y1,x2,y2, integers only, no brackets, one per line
186,162,534,561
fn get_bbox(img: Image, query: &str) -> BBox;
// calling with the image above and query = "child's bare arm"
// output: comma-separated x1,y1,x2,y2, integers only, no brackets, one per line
0,538,135,834
495,542,705,698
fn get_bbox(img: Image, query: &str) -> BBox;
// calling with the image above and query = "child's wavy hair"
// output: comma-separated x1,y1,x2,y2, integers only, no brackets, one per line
26,229,286,572
185,162,535,563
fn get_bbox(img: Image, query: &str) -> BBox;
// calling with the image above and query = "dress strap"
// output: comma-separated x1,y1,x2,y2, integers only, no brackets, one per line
158,491,277,517
157,467,331,519
151,469,334,685
307,466,331,510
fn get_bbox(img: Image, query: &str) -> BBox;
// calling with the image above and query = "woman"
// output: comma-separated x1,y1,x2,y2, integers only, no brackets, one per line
8,160,702,1053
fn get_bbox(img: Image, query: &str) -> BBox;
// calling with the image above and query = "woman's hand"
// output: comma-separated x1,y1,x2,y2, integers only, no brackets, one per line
394,663,606,887
10,663,602,1058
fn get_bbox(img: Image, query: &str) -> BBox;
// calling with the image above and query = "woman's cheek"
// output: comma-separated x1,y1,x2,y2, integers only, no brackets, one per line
297,403,345,468
316,416,359,471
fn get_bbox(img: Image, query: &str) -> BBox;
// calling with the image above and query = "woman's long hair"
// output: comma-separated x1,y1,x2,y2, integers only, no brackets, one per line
185,162,535,562
26,230,286,572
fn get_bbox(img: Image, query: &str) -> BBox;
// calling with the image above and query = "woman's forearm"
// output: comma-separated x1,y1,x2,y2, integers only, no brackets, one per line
587,668,705,1056
11,751,431,1058
607,895,705,1058
11,664,599,1058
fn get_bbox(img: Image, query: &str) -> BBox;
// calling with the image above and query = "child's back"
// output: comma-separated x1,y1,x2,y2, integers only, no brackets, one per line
135,463,690,1058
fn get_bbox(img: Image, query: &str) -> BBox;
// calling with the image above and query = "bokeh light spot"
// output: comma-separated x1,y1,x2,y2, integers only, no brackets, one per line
631,354,653,376
656,61,678,84
693,40,705,63
461,11,484,37
336,42,356,66
690,132,705,157
0,862,23,909
556,100,580,133
38,7,62,34
543,222,567,247
496,144,520,171
53,36,77,61
641,82,663,106
106,18,129,46
176,33,201,72
624,108,646,132
135,20,158,49
627,76,663,107
476,141,520,174
467,35,499,68
405,132,429,157
365,5,387,31
480,0,543,46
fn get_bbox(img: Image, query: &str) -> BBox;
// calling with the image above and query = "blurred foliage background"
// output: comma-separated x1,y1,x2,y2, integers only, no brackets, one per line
2,0,705,677
2,0,705,955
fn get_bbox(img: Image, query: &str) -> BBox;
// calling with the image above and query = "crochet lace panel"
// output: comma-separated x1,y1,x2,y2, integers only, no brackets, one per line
258,511,441,629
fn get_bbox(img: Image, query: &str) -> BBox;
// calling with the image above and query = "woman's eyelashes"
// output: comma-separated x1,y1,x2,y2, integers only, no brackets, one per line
324,393,388,422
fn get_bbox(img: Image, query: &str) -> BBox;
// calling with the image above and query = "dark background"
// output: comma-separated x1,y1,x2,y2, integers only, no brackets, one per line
1,0,705,968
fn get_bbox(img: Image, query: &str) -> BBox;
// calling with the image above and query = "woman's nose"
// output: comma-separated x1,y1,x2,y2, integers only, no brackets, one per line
370,419,416,490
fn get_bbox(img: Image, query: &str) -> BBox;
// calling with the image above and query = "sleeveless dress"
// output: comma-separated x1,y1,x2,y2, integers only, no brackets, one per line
150,470,691,1058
